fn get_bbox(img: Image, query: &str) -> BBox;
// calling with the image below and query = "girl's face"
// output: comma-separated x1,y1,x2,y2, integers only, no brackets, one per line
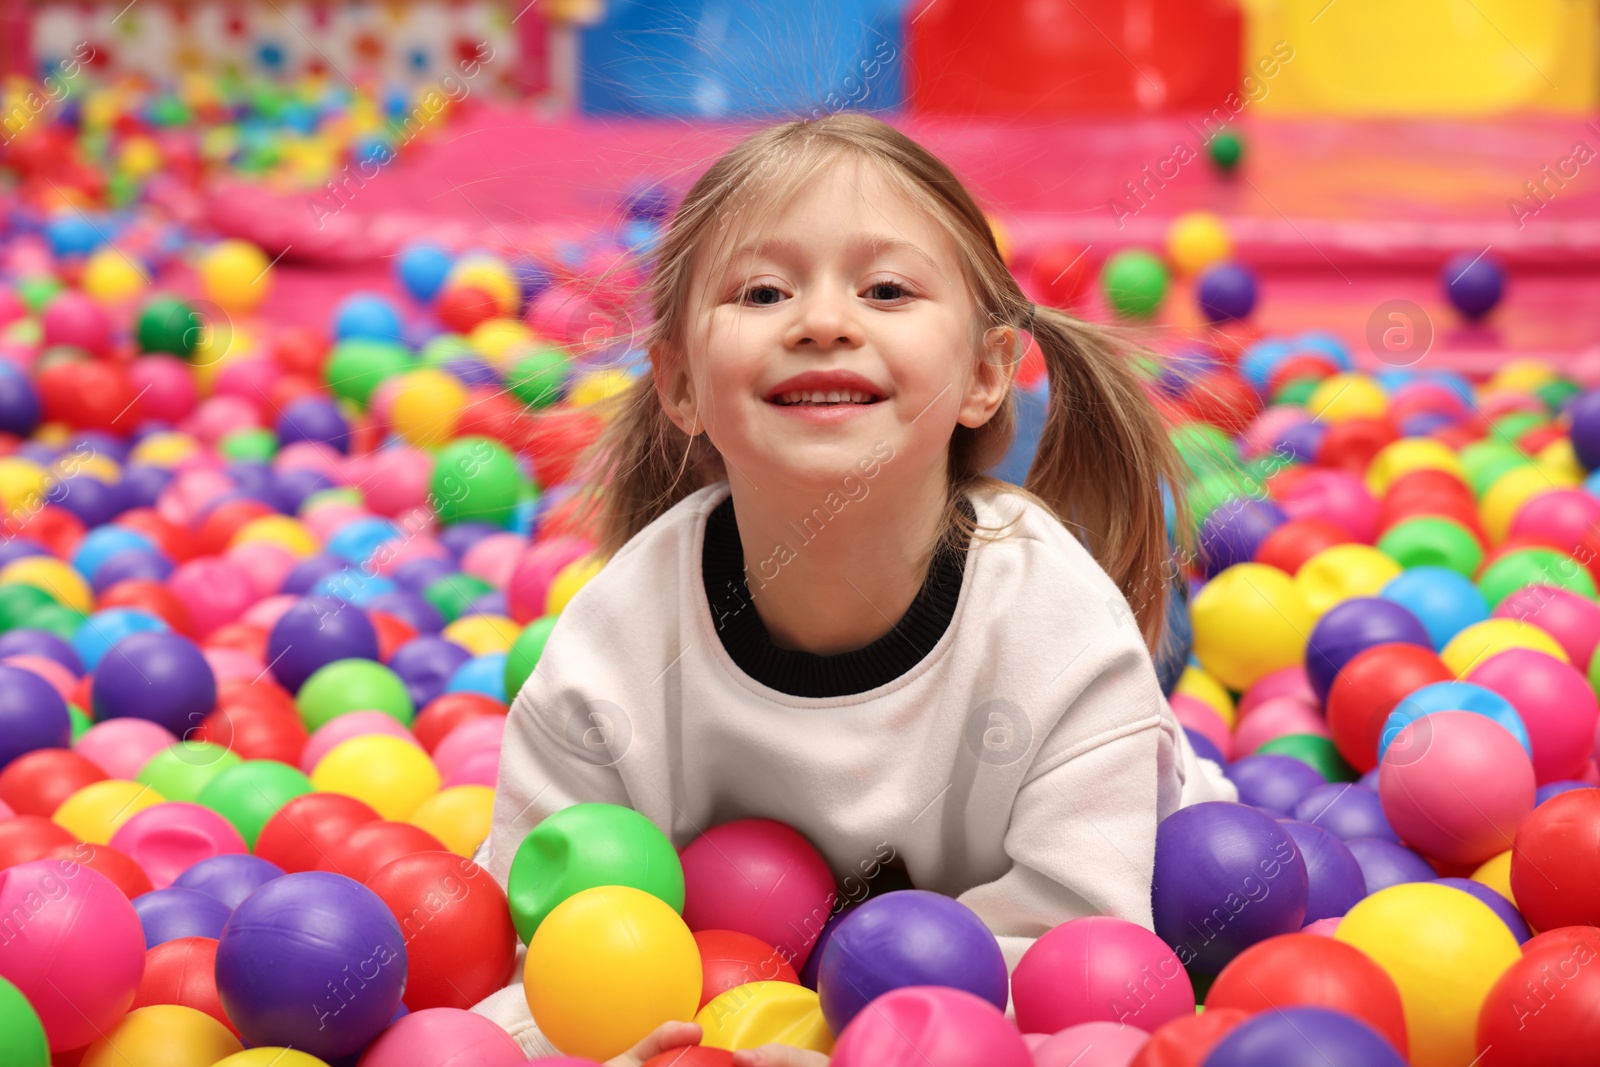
659,156,1013,494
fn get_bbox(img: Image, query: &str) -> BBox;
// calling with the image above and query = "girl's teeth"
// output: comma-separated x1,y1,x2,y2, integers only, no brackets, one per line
776,390,876,405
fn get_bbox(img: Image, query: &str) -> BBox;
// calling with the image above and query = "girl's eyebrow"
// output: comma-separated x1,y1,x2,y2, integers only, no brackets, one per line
728,233,939,271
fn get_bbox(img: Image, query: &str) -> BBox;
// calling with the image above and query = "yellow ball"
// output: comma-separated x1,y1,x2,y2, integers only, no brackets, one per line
448,257,518,315
83,247,150,303
0,457,49,514
119,136,162,179
391,369,468,448
442,613,520,656
1441,618,1569,677
54,780,165,844
1,556,91,613
568,368,635,409
1166,211,1232,276
468,318,535,367
1535,437,1585,486
128,431,201,468
310,735,440,820
1471,850,1515,903
525,885,701,1061
1190,563,1312,691
193,322,258,394
546,555,606,615
214,1051,330,1067
408,784,495,857
1175,666,1236,727
1295,544,1403,618
198,240,272,314
1482,467,1573,545
232,515,320,558
1334,883,1521,1067
81,1005,243,1067
1486,359,1556,394
1365,438,1464,497
696,982,834,1054
1306,373,1387,423
56,453,121,484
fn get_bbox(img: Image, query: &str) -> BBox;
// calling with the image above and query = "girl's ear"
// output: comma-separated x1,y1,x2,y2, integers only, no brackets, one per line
652,344,703,436
956,325,1018,430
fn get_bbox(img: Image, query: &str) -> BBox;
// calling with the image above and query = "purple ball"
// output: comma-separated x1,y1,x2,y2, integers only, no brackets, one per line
1275,420,1327,464
133,887,232,949
1197,262,1258,323
816,890,1007,1034
388,636,473,710
0,628,82,675
391,556,458,594
364,591,444,635
277,396,351,453
1344,837,1436,896
266,596,380,692
121,464,174,509
800,901,859,990
1435,877,1530,944
1152,802,1309,974
283,554,348,596
0,362,40,436
1277,819,1365,923
173,854,286,910
274,468,338,512
1186,726,1228,767
1204,1005,1405,1067
91,549,175,593
1291,783,1398,843
91,632,217,736
1199,499,1286,577
1305,598,1431,702
1570,389,1600,472
438,522,501,558
1442,251,1504,321
1227,754,1326,816
215,871,406,1060
0,663,71,770
71,430,128,464
51,474,128,527
1535,781,1596,806
0,539,48,569
465,590,509,617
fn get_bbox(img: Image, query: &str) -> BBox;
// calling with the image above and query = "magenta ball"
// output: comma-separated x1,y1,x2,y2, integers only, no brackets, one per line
168,557,261,637
507,537,594,623
442,748,500,788
460,533,526,589
355,1006,526,1067
1172,694,1230,755
432,716,504,779
1492,585,1600,675
1467,648,1600,783
1012,916,1193,1035
1031,1021,1150,1067
1276,470,1380,543
355,448,436,519
1238,666,1316,718
127,354,199,424
108,801,248,889
1231,698,1330,759
75,718,179,779
829,986,1033,1067
1378,710,1535,866
0,859,146,1052
41,291,113,357
1508,489,1600,550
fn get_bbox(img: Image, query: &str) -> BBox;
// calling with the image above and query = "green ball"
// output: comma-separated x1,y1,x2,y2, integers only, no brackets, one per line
197,760,313,849
430,437,524,528
1459,440,1530,496
27,604,86,642
325,338,413,407
296,658,414,731
419,334,475,367
1377,516,1484,577
0,584,56,631
507,349,570,408
423,574,495,624
1489,411,1547,448
16,276,64,314
1477,548,1596,608
1588,642,1600,698
1256,733,1357,782
1172,423,1240,475
505,616,557,699
506,802,684,945
69,704,90,743
1273,378,1322,408
1536,379,1580,413
300,486,364,514
1101,249,1168,319
137,742,243,803
219,427,279,462
1188,470,1263,526
0,976,48,1067
137,296,204,356
1209,130,1245,172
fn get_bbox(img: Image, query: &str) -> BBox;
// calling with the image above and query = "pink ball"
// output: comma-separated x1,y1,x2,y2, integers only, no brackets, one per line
442,748,500,788
1238,666,1317,718
204,647,264,685
1467,648,1600,783
1012,916,1192,1036
507,536,595,623
1031,1022,1149,1067
0,288,26,328
76,719,179,778
358,447,436,520
1302,917,1342,937
461,533,526,590
156,467,236,527
183,395,262,447
432,716,505,780
168,557,261,637
1377,710,1535,866
1170,695,1229,756
368,376,404,431
830,986,1032,1067
1230,698,1330,759
1492,585,1600,682
302,711,422,774
212,356,282,412
1508,489,1600,553
127,355,199,424
0,798,13,819
3,655,78,703
303,502,371,543
275,441,348,481
680,819,837,972
0,860,146,1051
241,593,298,631
354,1006,526,1067
1240,407,1310,461
1390,381,1468,421
107,801,247,889
1276,469,1379,543
227,540,298,597
41,291,112,357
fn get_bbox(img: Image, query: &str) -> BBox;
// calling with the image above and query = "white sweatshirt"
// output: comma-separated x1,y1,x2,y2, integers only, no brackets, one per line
470,478,1235,1056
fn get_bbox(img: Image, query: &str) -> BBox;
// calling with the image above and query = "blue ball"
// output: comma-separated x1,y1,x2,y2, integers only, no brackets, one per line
1379,567,1489,650
396,241,454,303
326,517,401,566
312,569,397,607
1443,251,1505,321
72,526,157,583
445,653,508,701
72,608,169,672
333,292,404,343
1197,262,1258,322
45,214,101,257
1379,681,1532,762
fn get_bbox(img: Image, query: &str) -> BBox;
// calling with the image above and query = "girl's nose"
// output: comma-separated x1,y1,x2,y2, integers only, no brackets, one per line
788,286,863,350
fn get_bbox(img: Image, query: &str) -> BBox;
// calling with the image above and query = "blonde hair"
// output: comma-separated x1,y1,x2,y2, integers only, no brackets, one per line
565,111,1184,650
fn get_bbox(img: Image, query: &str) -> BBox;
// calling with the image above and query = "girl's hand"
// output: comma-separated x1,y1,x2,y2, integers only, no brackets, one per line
603,1021,704,1066
731,1047,830,1067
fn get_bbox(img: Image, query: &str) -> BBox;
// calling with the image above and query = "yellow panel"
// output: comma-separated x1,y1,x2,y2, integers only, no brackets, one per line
1244,0,1598,115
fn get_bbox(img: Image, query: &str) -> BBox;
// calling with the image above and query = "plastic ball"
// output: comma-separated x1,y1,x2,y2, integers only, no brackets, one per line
0,815,77,870
0,663,70,771
299,710,420,775
213,1051,330,1067
78,1002,243,1067
1304,597,1431,702
0,974,49,1067
523,884,701,1062
1442,251,1504,321
0,748,106,817
354,1007,526,1067
1196,262,1257,322
397,243,455,304
91,631,217,736
199,241,272,314
1475,930,1600,1067
324,339,412,408
392,369,468,447
83,247,151,303
693,930,800,1011
695,981,832,1054
310,734,439,820
1510,788,1600,931
196,761,313,849
1493,584,1600,668
1345,837,1436,895
1129,1008,1248,1067
1167,212,1232,276
1101,250,1168,319
1434,877,1529,943
1379,681,1532,764
0,364,41,438
431,437,523,528
317,819,446,883
1013,915,1193,1035
254,793,381,874
133,886,233,947
1190,564,1312,691
1440,617,1569,676
1278,820,1365,923
1468,648,1599,784
215,871,407,1060
1379,567,1488,650
1201,1006,1404,1067
108,801,248,889
1295,546,1402,619
335,293,404,343
1227,753,1326,814
171,854,284,910
54,779,166,844
827,985,1032,1067
296,658,414,730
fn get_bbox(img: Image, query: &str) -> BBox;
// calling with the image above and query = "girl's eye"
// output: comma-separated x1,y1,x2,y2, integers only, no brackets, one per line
741,285,784,306
867,282,910,301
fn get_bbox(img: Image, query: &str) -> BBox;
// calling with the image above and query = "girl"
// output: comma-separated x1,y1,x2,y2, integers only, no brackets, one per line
471,111,1234,1064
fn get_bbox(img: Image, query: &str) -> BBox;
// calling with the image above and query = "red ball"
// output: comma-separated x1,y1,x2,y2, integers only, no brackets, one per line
521,409,604,488
1475,932,1600,1066
319,819,447,883
274,327,328,377
457,387,525,446
1519,423,1567,456
97,578,195,636
1129,1007,1249,1067
1314,418,1398,475
369,611,417,663
1511,788,1600,932
1012,916,1194,1036
1524,926,1600,956
116,508,194,563
0,748,107,817
365,851,519,1010
680,820,837,973
413,693,507,754
0,814,78,870
1029,245,1095,308
254,792,382,874
36,358,139,431
1326,644,1454,772
194,702,307,765
204,623,268,662
692,929,800,1011
4,504,86,558
534,491,601,544
45,841,154,899
1254,518,1352,576
437,284,503,334
1205,934,1409,1056
193,498,276,558
129,936,234,1033
643,1049,735,1067
216,676,295,716
1266,355,1339,395
1185,371,1261,436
